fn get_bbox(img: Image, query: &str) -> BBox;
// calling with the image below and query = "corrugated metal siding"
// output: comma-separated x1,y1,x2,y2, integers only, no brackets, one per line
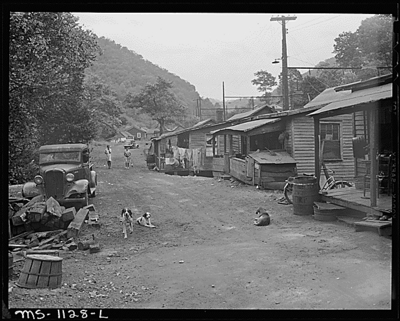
292,114,355,181
292,116,315,175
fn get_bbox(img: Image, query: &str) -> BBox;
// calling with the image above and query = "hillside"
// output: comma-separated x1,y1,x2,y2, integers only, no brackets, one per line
86,37,219,126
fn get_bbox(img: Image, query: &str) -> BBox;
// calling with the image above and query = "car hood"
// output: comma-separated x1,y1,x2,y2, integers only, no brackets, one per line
40,163,81,173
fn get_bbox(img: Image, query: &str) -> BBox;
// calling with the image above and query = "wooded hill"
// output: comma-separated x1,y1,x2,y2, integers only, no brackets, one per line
86,37,220,125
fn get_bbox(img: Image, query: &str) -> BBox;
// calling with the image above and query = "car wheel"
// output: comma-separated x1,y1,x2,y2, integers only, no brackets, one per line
83,190,89,207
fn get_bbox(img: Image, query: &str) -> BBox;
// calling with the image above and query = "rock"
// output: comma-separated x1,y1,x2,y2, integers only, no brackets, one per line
66,242,78,251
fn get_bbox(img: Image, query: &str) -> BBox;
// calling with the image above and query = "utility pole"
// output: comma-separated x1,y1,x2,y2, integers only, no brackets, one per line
197,98,202,120
222,82,226,121
271,15,296,111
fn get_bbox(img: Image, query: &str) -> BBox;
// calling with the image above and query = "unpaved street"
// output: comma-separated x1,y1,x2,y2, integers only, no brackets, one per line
9,141,392,311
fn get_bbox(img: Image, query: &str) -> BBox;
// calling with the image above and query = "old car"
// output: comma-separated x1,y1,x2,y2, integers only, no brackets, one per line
22,143,97,209
124,139,139,149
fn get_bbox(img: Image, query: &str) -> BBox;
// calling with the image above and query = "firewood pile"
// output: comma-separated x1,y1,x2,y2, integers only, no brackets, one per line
9,195,77,237
9,193,101,251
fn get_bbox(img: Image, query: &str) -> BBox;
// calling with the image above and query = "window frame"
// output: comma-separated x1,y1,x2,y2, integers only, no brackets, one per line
320,121,343,162
205,134,217,158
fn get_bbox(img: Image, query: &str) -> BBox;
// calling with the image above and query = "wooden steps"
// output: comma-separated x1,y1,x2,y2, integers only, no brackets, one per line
354,220,392,236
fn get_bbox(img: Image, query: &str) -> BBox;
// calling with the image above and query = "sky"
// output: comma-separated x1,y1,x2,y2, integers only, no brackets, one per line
73,13,375,101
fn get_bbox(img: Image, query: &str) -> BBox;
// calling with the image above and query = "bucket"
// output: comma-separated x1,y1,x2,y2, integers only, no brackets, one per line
9,251,13,277
292,177,320,215
17,254,63,289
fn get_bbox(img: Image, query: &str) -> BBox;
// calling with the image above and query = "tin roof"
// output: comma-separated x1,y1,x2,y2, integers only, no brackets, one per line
302,87,351,110
39,144,88,152
226,103,273,121
308,83,392,117
192,118,215,128
248,150,296,164
211,118,281,135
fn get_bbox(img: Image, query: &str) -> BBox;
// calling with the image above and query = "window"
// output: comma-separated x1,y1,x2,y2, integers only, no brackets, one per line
206,134,216,157
137,133,141,138
320,123,341,161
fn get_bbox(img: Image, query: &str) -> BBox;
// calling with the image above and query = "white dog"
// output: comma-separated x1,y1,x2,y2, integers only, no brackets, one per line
120,208,134,238
136,212,156,228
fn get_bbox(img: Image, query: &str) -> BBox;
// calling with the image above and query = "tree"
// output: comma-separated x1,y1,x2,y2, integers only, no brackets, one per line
124,77,187,135
300,76,327,103
251,70,277,103
9,12,100,183
333,14,392,72
82,72,123,139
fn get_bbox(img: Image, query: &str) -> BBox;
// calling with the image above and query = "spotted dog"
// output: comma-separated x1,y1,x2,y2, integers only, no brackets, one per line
120,208,134,238
136,212,156,228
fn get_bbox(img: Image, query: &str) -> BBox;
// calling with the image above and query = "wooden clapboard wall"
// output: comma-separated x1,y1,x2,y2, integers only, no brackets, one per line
291,114,355,181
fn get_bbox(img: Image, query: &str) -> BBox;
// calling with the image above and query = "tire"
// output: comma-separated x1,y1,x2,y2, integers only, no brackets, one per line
83,190,89,207
329,181,352,190
283,182,293,204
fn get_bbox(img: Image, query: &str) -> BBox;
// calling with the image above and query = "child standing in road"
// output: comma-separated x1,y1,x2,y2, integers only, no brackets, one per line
124,147,132,169
104,145,112,169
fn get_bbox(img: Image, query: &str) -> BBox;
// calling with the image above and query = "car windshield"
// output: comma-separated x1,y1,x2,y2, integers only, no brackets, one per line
39,151,81,163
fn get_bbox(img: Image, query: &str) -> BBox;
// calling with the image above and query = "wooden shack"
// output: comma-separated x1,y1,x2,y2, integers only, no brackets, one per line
248,150,297,189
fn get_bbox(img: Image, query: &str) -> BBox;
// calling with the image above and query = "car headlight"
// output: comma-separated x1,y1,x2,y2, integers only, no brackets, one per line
34,175,43,185
66,173,75,182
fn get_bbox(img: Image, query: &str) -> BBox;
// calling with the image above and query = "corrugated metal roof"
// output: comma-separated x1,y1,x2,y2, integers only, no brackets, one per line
120,131,132,137
248,150,296,164
226,104,271,121
192,118,214,128
211,118,281,134
308,83,392,117
302,87,351,109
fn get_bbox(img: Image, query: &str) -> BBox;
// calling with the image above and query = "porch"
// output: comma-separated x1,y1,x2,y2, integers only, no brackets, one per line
320,186,392,216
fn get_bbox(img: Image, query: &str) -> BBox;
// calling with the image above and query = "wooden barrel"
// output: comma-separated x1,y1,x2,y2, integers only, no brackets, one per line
17,254,62,289
292,177,320,215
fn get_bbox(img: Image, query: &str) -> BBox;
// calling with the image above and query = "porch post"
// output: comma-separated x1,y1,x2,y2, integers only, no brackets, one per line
224,135,227,154
314,116,321,188
369,108,378,207
212,134,216,156
246,135,250,155
229,134,233,155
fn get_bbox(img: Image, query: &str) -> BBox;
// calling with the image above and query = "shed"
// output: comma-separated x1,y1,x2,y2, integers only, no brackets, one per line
248,150,297,190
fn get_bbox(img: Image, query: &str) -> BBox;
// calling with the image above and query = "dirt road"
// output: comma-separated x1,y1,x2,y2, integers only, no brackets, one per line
8,141,392,311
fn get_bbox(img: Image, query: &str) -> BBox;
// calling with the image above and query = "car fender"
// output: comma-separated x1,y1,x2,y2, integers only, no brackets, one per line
65,179,89,197
22,182,43,199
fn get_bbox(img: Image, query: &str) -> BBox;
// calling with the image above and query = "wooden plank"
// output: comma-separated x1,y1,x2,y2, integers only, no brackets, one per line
320,194,382,216
260,171,296,178
9,230,34,242
61,207,76,222
67,208,89,239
